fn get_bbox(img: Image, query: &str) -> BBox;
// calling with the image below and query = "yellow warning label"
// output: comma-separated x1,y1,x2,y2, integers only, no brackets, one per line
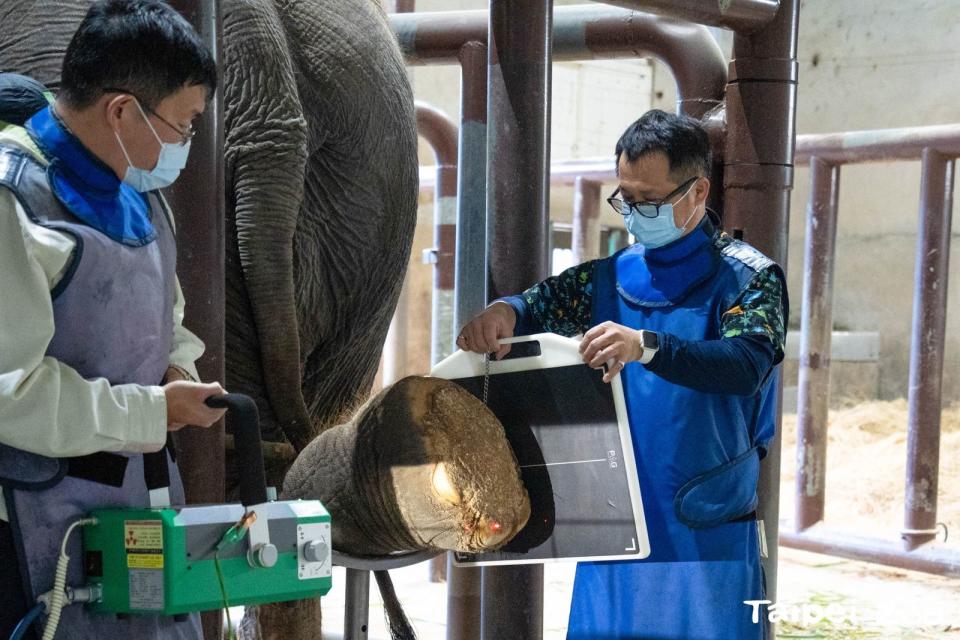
125,520,164,569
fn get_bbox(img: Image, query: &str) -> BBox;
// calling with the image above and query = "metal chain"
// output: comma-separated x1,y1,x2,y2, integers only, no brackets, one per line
482,353,491,405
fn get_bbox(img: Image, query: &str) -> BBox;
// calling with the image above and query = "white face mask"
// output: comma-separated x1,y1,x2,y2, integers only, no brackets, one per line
114,98,190,192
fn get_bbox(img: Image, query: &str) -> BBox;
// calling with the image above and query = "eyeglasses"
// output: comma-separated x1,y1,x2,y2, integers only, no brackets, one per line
103,88,196,146
607,176,700,218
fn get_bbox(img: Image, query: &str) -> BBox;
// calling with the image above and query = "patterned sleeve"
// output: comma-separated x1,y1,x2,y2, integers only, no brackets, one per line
519,261,596,338
720,266,787,361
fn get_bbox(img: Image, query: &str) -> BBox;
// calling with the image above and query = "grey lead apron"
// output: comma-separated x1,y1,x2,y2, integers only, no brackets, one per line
0,146,201,639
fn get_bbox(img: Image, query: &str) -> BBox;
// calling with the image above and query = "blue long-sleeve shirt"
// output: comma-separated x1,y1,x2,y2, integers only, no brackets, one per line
501,251,786,396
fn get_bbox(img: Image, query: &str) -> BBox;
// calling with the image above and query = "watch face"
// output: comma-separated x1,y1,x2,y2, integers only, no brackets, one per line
642,330,659,351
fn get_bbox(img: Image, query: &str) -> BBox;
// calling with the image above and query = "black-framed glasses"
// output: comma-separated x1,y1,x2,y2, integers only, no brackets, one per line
607,176,699,218
103,87,196,146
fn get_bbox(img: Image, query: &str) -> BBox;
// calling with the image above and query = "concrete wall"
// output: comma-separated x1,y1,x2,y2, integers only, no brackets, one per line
389,1,960,402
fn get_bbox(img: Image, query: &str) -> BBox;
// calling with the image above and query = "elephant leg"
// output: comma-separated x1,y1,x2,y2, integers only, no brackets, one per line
283,377,532,556
223,0,314,451
239,597,321,640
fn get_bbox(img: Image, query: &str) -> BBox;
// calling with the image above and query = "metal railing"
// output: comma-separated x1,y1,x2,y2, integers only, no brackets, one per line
784,125,960,577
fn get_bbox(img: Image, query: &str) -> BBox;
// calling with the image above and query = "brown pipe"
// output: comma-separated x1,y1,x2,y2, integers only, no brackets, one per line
723,0,799,616
415,102,459,364
794,157,840,532
480,2,552,638
795,125,960,165
416,102,459,173
391,5,727,117
903,149,954,551
590,0,780,33
420,122,960,193
572,177,603,263
163,2,224,639
779,528,960,579
415,101,459,584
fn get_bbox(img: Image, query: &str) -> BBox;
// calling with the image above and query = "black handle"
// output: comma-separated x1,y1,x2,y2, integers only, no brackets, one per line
205,393,268,506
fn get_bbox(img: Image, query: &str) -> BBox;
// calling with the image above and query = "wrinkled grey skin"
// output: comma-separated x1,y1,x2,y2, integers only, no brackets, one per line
0,0,418,453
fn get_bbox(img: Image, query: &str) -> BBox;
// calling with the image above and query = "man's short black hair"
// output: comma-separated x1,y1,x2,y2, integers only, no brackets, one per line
615,109,711,181
60,0,217,110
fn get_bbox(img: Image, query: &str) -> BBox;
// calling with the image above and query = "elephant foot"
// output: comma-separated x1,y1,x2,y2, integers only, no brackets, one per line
282,376,531,556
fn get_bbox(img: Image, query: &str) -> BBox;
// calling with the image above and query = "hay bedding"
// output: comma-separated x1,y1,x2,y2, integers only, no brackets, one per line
780,400,960,548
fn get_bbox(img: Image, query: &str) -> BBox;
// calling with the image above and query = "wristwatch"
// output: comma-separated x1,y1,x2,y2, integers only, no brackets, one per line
638,330,659,365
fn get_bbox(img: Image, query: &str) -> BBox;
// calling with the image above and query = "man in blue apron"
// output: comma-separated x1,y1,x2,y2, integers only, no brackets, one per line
458,109,788,639
0,2,226,638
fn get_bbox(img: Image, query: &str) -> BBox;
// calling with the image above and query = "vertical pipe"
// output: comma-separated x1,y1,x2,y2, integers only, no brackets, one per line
429,137,454,592
431,161,458,369
723,0,799,616
481,2,552,639
572,177,603,263
430,114,453,587
485,0,553,300
415,104,459,369
344,568,371,640
164,2,223,638
903,149,954,550
447,40,487,640
795,158,840,531
453,42,489,336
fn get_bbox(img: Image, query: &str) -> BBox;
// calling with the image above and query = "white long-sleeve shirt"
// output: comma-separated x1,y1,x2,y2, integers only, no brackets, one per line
0,126,205,520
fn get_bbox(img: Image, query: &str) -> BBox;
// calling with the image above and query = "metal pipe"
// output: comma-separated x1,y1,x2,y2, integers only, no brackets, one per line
447,42,488,640
446,555,481,640
480,2,552,638
391,5,727,117
779,528,960,579
163,3,223,638
344,568,371,640
416,102,459,368
795,124,960,165
421,119,960,192
415,102,459,584
723,0,799,615
588,0,780,33
795,158,840,532
572,177,603,263
903,149,955,551
453,42,489,339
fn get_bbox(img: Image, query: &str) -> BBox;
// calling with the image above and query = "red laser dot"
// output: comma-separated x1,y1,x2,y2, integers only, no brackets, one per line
489,520,502,533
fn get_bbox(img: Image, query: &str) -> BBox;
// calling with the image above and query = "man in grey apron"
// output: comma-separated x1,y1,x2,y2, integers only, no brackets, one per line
0,2,225,637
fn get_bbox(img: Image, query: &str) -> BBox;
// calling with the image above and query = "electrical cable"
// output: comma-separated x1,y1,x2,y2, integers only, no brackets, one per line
9,602,44,640
42,517,97,640
213,552,234,640
213,516,252,640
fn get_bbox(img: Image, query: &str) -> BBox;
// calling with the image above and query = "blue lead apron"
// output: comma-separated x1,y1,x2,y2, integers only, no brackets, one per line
567,221,783,640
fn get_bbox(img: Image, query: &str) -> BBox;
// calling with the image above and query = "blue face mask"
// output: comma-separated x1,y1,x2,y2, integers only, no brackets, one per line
114,99,190,192
624,182,700,249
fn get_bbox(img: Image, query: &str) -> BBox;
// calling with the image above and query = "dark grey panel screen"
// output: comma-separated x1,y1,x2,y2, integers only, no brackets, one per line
451,363,642,564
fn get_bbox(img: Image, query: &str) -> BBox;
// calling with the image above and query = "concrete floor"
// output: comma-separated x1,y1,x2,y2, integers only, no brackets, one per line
312,548,960,639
